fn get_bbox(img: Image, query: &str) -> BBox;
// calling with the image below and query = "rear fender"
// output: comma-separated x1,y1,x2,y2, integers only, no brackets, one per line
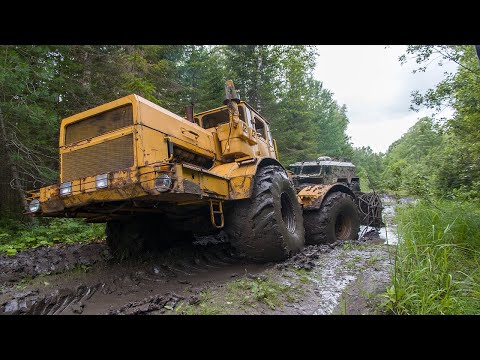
209,157,285,200
297,183,356,211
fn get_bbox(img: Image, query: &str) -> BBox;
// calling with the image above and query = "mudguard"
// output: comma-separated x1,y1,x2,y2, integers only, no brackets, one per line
297,183,356,211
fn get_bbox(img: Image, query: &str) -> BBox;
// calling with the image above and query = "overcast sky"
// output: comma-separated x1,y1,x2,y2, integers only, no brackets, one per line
314,45,457,153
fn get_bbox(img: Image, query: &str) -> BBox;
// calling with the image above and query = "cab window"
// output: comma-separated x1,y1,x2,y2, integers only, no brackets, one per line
253,116,266,139
289,166,301,175
302,166,321,175
244,106,254,128
201,110,229,129
238,106,247,124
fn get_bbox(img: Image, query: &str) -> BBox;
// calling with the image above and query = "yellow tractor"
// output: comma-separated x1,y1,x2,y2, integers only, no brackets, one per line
25,81,364,262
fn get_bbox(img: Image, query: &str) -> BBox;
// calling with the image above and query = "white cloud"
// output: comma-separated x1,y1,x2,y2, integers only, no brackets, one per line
314,45,457,153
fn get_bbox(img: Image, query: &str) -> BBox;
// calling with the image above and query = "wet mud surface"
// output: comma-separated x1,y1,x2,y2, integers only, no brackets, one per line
0,235,393,315
0,196,398,315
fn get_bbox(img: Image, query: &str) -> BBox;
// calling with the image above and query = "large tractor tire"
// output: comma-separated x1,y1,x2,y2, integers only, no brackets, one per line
304,192,360,245
224,165,305,262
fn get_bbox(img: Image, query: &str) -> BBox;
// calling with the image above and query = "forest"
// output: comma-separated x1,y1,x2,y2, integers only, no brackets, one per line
0,45,353,217
0,45,479,314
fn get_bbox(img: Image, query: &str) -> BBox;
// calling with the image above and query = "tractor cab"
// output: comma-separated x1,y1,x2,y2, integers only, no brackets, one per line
193,101,277,161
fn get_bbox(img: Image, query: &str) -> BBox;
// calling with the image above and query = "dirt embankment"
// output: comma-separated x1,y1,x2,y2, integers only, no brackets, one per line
0,231,394,315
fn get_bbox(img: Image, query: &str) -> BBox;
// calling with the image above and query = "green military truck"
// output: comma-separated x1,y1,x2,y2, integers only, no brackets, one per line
288,156,360,192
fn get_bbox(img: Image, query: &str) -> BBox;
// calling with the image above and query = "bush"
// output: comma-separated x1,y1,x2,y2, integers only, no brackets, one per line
0,218,105,256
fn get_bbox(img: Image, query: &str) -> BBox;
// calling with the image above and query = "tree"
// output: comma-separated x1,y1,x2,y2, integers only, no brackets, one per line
400,45,480,199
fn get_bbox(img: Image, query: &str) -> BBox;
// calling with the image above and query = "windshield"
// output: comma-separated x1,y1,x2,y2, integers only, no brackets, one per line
301,165,321,175
289,166,301,175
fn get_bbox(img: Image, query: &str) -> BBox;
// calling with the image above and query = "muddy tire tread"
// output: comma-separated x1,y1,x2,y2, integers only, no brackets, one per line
304,192,360,244
225,165,304,262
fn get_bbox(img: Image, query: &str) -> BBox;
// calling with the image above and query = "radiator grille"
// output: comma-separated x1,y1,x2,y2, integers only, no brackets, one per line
62,135,134,182
65,105,133,145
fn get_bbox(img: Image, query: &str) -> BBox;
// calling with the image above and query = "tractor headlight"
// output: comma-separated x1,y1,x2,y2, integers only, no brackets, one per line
96,174,108,189
154,174,172,192
60,182,72,196
29,199,40,213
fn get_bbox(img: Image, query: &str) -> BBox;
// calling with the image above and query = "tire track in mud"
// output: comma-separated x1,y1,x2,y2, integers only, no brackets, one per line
0,239,267,315
0,235,393,315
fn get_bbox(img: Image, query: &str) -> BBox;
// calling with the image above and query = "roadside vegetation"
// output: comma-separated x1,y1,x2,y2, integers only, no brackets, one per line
384,200,480,314
379,46,480,314
0,218,105,256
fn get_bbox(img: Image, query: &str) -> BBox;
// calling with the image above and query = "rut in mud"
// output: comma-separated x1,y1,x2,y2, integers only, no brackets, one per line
0,235,393,315
0,197,399,315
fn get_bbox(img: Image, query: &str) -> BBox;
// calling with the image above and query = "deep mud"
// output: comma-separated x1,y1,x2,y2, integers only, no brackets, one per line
0,196,398,315
0,236,393,315
0,241,110,284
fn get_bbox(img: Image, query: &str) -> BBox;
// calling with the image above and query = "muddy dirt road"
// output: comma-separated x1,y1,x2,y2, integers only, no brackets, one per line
0,237,393,315
0,198,398,315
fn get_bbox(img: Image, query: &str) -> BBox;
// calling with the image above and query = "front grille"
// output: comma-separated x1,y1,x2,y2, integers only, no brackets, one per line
62,135,134,182
65,105,133,145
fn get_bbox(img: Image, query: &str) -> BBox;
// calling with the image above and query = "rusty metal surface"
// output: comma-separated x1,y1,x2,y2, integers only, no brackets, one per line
297,184,333,209
297,183,356,211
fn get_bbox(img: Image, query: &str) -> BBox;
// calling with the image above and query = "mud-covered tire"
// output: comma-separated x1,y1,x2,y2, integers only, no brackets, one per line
106,220,145,259
224,165,305,262
351,181,361,192
304,192,360,244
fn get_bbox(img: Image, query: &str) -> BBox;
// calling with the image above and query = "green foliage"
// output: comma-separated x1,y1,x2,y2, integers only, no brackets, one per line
384,200,480,314
351,146,385,192
378,117,444,197
399,45,480,200
0,218,105,255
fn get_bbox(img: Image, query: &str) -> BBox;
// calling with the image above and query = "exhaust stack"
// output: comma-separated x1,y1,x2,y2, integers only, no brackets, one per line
185,103,194,123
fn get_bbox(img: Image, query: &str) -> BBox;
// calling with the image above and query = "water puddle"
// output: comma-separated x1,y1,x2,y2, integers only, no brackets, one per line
312,255,357,315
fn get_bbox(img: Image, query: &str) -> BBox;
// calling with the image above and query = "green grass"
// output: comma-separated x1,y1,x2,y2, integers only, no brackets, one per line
384,199,480,314
293,268,313,284
227,277,294,310
0,217,105,256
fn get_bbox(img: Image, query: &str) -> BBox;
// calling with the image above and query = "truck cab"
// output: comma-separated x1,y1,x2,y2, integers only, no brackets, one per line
289,156,360,191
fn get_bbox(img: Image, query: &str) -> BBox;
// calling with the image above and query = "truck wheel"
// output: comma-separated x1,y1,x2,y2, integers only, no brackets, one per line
304,192,360,244
351,180,361,192
225,165,305,262
106,220,145,259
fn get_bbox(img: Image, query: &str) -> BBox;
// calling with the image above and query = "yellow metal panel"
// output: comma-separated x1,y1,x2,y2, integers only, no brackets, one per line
136,98,216,158
200,174,229,197
59,95,138,147
297,184,332,208
135,126,169,166
166,136,215,159
65,104,133,145
208,160,259,199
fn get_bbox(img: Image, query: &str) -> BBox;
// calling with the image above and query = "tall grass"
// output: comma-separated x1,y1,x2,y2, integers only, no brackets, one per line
384,200,480,314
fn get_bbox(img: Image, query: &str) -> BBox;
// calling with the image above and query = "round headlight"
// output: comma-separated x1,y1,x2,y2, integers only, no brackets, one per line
29,199,40,213
154,174,172,192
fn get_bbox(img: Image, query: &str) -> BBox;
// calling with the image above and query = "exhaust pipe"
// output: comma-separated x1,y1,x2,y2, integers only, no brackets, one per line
185,103,194,123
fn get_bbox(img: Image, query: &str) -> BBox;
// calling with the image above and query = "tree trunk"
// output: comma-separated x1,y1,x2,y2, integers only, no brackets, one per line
0,107,28,215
